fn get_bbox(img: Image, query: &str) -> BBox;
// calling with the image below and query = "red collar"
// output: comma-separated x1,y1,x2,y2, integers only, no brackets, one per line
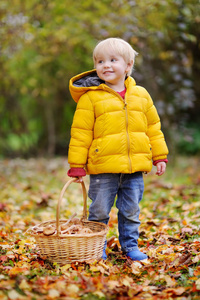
117,88,126,99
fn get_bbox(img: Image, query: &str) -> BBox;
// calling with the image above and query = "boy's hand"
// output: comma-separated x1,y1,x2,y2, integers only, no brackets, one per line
156,162,166,176
74,176,83,183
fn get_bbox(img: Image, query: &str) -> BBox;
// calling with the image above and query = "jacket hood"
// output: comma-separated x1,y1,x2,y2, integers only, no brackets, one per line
69,69,137,103
69,69,104,103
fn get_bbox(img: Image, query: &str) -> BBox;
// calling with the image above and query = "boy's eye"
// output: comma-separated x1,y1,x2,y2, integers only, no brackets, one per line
98,60,103,64
111,58,116,62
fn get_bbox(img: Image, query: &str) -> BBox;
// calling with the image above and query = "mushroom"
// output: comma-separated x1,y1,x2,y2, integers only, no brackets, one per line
32,226,44,234
71,217,81,225
43,225,56,236
80,227,93,234
36,228,44,234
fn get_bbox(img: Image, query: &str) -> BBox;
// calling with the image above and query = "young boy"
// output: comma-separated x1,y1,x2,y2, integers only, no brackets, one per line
67,38,168,261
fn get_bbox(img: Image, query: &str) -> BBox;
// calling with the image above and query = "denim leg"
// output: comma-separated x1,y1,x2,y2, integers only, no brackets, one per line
116,172,144,253
88,174,119,224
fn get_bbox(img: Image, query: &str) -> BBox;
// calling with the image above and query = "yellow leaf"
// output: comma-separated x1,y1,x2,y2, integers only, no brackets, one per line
48,289,60,298
192,255,200,264
99,260,109,270
60,264,71,273
164,275,176,287
174,287,186,295
90,265,99,272
121,278,131,287
107,280,119,289
93,291,105,298
7,290,21,300
66,284,79,294
196,278,200,290
131,261,143,275
55,280,66,290
19,279,30,290
97,265,108,274
0,290,7,300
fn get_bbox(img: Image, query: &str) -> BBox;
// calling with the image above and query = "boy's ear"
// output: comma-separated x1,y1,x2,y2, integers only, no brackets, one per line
126,60,134,73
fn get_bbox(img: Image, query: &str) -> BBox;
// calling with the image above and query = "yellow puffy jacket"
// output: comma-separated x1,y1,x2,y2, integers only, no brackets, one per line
68,70,168,174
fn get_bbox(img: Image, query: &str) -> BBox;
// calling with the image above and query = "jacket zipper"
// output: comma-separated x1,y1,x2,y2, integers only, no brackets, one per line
102,85,132,173
124,99,132,173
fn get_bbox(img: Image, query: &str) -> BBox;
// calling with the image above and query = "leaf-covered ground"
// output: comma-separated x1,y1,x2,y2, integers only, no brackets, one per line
0,157,200,300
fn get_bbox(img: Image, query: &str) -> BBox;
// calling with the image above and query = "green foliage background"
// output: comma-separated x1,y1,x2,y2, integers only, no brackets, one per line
0,0,200,157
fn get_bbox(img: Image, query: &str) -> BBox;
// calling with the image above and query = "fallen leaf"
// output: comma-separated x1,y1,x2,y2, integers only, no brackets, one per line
19,279,31,290
196,278,200,290
7,290,22,300
48,288,60,298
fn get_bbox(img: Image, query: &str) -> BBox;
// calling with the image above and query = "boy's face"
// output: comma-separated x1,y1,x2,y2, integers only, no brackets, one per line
95,49,132,91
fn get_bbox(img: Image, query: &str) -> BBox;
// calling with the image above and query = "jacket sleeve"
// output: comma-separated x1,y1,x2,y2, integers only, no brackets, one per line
68,93,94,168
145,90,169,161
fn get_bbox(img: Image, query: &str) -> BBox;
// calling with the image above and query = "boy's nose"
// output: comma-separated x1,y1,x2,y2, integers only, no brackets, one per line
104,61,110,68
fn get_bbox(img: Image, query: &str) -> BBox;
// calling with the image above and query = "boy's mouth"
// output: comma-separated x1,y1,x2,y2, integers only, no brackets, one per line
103,71,113,74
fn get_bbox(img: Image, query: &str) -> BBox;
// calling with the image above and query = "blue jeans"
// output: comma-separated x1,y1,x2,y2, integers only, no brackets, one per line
88,172,144,253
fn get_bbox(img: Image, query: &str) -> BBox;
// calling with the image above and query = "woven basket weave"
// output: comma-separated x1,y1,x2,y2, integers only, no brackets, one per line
27,178,108,264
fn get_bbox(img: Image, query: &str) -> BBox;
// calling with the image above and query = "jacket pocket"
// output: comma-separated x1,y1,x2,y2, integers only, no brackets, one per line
88,140,99,163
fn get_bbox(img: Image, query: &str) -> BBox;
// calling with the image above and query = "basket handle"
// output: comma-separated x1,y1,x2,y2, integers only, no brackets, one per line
56,178,87,235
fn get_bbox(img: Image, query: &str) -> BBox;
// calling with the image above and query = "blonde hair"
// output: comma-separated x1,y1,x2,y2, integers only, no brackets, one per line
93,37,138,76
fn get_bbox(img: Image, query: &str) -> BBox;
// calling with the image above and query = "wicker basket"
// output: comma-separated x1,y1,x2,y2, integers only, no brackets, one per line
26,178,108,264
